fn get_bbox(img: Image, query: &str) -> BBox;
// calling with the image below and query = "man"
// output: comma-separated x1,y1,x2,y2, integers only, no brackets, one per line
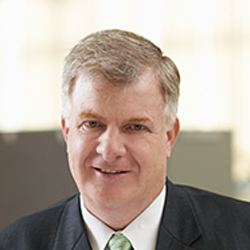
0,29,250,250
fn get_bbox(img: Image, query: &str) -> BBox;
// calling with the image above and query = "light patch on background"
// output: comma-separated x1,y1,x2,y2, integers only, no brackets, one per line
193,0,217,129
0,0,27,131
136,0,163,42
96,0,136,30
194,46,217,130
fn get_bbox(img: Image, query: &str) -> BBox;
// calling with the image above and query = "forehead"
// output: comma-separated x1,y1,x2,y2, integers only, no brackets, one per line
70,69,165,118
74,68,163,98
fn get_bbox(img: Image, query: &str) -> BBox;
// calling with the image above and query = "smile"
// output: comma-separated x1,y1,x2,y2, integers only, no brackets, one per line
97,168,126,174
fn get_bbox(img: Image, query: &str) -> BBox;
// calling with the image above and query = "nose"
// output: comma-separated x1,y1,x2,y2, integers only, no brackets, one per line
96,128,127,162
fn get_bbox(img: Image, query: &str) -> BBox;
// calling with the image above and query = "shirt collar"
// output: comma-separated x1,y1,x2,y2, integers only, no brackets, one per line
80,186,166,250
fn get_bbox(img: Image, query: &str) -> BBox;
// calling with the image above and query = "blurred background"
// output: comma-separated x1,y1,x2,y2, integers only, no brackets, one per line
1,0,250,228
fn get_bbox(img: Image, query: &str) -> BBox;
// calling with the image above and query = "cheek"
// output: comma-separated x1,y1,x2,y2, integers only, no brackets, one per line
67,135,97,188
67,133,91,170
133,137,167,175
137,134,167,159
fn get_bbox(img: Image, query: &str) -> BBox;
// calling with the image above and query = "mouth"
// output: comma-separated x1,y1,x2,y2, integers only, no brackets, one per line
95,168,127,174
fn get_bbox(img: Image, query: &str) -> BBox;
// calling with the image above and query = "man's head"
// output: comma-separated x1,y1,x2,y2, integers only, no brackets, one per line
62,29,180,128
61,29,180,230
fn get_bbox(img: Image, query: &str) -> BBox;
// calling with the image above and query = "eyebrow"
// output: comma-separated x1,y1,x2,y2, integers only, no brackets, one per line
77,111,103,120
77,111,153,126
126,117,152,124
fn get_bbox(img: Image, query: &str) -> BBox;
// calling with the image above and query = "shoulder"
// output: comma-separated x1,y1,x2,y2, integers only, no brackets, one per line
175,183,250,234
0,194,79,250
167,180,250,226
177,183,250,213
165,182,250,248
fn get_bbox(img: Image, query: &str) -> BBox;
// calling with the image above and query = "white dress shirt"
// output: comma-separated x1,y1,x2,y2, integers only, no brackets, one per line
80,186,166,250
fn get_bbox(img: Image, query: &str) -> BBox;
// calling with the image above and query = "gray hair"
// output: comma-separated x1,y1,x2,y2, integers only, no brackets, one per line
62,29,180,127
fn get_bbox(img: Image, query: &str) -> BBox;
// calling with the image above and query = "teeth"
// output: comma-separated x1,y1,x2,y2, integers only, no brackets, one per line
100,169,122,174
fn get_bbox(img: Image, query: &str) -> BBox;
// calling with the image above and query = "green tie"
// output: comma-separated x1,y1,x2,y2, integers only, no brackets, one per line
107,234,133,250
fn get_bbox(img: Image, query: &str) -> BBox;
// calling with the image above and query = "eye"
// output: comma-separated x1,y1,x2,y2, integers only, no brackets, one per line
86,121,98,128
124,123,150,134
126,124,148,133
80,121,104,132
131,124,145,131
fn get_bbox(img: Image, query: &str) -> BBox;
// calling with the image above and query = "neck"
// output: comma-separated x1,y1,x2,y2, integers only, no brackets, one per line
83,188,164,231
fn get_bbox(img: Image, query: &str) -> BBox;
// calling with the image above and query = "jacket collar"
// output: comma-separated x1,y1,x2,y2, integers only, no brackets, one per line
52,195,92,250
156,180,202,250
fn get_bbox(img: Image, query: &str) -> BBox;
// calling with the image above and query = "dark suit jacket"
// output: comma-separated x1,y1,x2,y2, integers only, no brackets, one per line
1,180,250,249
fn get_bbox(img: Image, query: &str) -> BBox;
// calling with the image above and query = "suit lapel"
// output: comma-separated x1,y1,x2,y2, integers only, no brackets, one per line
156,180,202,250
53,195,92,250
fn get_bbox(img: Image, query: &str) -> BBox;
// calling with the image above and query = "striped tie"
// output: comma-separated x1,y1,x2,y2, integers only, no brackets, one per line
107,234,133,250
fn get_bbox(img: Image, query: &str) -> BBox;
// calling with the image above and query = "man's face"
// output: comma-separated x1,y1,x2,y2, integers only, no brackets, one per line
62,69,179,216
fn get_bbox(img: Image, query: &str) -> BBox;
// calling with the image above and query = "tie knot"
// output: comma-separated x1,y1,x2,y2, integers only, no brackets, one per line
108,234,133,250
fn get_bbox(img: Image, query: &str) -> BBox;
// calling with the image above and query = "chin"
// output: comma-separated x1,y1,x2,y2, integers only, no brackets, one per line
82,181,141,208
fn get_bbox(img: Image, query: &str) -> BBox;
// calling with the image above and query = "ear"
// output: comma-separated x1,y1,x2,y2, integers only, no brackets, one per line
61,116,70,143
166,117,180,159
